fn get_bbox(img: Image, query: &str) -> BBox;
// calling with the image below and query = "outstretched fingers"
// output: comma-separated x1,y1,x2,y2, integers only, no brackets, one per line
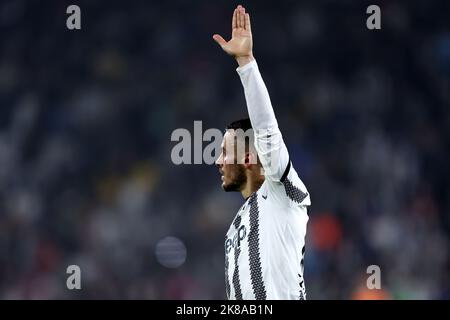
239,7,245,29
245,13,251,31
232,8,237,30
213,34,227,47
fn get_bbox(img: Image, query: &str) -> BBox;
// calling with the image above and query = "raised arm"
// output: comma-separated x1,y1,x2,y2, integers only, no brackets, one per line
213,5,289,182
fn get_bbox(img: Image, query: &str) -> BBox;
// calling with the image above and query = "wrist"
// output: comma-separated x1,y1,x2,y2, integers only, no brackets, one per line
235,54,255,67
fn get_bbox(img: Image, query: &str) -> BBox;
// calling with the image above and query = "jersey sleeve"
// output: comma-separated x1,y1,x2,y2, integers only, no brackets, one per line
236,60,310,207
235,60,286,180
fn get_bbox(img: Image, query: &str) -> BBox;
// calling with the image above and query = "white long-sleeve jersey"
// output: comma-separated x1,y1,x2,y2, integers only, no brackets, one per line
224,60,311,300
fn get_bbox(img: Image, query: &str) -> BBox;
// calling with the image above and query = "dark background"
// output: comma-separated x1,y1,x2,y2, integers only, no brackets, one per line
0,0,449,299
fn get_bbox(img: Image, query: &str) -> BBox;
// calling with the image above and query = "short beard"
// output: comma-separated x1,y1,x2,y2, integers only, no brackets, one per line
223,165,247,192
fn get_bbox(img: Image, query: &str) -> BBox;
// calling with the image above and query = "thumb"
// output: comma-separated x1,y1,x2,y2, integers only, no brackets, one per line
212,34,227,47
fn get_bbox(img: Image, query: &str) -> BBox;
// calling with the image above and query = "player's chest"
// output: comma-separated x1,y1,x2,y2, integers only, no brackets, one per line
224,202,251,255
224,195,274,254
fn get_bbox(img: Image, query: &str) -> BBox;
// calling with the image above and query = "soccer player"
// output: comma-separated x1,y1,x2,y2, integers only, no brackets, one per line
213,5,311,300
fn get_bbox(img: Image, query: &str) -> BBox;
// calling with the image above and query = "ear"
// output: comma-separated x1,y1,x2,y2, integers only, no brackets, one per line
243,151,257,169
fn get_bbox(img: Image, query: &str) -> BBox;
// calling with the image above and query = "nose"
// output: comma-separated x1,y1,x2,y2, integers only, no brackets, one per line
216,153,223,168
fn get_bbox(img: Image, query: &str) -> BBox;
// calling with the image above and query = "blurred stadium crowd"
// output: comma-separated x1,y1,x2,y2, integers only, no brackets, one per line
0,0,449,299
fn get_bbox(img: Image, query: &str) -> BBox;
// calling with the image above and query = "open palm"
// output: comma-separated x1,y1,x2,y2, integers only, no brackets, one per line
213,5,253,58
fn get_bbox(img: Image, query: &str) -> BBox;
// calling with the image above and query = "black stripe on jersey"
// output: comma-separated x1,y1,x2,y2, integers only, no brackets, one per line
298,273,306,300
283,178,308,204
232,215,243,300
301,244,306,273
224,250,231,299
299,243,306,300
248,193,267,300
280,159,291,183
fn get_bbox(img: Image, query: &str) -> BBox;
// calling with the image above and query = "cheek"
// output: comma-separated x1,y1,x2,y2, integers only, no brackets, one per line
224,154,235,165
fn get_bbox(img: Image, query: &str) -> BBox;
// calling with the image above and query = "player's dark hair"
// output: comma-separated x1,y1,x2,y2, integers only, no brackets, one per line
226,118,253,131
225,118,258,165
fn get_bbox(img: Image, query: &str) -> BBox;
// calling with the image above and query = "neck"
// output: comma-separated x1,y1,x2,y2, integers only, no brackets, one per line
240,169,265,199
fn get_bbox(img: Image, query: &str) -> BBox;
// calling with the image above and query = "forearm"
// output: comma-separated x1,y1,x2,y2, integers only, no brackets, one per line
235,54,255,68
236,59,278,130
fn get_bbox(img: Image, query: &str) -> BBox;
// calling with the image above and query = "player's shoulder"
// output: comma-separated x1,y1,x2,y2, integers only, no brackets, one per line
264,161,311,208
